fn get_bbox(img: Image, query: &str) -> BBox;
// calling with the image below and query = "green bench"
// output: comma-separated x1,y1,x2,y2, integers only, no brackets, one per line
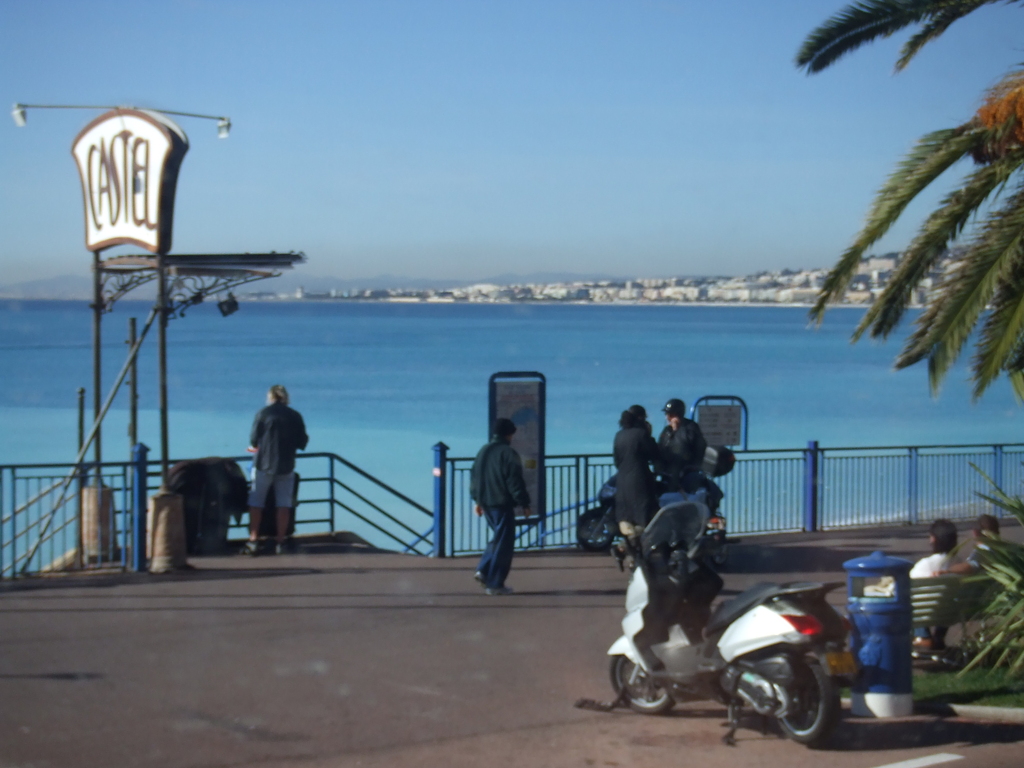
910,575,994,636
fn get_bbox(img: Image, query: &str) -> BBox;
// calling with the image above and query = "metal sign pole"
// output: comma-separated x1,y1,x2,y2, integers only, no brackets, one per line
157,258,170,488
91,251,102,483
127,317,138,451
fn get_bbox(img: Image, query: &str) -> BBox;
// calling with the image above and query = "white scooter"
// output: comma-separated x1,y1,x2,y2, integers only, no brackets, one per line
605,502,855,747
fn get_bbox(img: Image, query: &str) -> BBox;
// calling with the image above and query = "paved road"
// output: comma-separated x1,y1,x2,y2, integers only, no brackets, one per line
1,524,1021,768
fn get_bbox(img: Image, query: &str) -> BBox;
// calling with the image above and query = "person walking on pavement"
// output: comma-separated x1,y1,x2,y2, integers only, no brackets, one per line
244,385,309,555
657,398,707,493
613,407,660,540
470,417,531,595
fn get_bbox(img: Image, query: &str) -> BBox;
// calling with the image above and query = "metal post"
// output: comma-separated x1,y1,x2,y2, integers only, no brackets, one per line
76,387,85,569
432,442,449,558
132,443,149,572
127,317,138,452
157,258,170,488
908,447,919,525
329,455,336,532
994,444,1004,516
91,251,102,483
804,440,819,532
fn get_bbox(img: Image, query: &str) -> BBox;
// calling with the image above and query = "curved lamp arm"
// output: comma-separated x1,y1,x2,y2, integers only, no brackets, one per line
12,103,230,137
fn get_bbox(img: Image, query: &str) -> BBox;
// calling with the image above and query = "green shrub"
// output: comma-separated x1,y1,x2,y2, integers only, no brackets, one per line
963,466,1024,676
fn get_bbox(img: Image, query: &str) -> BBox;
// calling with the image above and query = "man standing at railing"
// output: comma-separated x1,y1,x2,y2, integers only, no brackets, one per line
243,385,308,556
470,417,531,595
657,398,707,493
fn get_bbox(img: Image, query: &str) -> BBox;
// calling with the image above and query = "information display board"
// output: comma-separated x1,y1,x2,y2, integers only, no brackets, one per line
488,372,545,516
696,404,743,447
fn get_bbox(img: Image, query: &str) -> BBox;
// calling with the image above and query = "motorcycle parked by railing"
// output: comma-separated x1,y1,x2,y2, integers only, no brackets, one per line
599,501,854,748
576,446,735,567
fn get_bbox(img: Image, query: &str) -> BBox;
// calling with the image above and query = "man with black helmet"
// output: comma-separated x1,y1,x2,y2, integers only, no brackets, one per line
657,398,707,493
470,417,532,595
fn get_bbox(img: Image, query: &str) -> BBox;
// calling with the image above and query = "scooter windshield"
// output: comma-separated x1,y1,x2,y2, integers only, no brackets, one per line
639,502,706,556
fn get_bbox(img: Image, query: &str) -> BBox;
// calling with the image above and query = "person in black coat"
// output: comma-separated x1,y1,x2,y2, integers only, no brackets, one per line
613,407,660,533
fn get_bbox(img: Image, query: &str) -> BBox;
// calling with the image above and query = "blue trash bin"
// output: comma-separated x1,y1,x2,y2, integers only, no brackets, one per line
844,550,914,717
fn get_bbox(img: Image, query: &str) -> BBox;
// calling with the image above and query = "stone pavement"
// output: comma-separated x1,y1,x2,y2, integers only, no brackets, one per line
0,522,1021,768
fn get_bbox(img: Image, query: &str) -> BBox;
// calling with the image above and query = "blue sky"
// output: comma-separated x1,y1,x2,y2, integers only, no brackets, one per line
3,0,1024,284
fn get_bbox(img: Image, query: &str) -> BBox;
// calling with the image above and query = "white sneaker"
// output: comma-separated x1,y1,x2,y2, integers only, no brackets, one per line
485,586,514,596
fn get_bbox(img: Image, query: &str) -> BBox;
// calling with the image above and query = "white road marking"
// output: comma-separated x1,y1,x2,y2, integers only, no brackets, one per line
870,754,964,768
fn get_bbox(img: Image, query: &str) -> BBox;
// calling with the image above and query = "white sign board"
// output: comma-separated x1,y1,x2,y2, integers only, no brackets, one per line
71,108,189,254
492,379,543,514
696,405,742,447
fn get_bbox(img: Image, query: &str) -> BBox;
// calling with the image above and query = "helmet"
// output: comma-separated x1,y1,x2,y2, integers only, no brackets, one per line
662,398,686,417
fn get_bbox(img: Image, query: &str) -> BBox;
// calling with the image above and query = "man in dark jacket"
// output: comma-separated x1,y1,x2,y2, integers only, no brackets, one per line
470,418,531,595
244,385,309,555
657,398,707,493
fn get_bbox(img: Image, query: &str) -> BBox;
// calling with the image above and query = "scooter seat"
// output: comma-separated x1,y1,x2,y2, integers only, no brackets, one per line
703,582,783,636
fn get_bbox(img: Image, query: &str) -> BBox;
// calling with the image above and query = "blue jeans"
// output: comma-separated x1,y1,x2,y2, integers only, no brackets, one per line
476,506,516,589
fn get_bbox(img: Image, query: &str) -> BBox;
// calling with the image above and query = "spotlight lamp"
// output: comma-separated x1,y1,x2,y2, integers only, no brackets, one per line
10,103,230,138
217,293,239,317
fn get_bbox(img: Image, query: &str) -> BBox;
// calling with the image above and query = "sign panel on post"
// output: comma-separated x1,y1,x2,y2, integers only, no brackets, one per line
71,108,189,255
696,405,743,447
488,373,545,517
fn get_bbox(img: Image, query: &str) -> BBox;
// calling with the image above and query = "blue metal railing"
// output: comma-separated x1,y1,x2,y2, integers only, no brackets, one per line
7,441,1023,572
438,443,1024,557
1,451,434,579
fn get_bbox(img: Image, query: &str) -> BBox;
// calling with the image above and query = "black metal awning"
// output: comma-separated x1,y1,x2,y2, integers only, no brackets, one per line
98,251,305,314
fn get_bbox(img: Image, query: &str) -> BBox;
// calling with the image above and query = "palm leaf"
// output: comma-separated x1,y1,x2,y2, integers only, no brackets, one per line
810,125,979,322
892,178,1024,390
850,143,1019,341
796,1,1013,74
972,247,1024,394
797,1,940,73
895,1,997,71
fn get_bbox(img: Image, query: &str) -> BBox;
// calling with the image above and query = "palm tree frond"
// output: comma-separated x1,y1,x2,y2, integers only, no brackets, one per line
810,125,978,324
903,182,1024,393
796,1,1013,74
844,139,1018,340
797,1,936,73
972,247,1024,395
894,1,994,71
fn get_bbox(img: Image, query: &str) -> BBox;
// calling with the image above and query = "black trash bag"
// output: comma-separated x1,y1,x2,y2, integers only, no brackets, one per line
167,458,249,555
256,473,299,540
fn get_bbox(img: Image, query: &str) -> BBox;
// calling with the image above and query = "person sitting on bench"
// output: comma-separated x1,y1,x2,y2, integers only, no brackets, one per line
910,519,957,652
943,514,1000,576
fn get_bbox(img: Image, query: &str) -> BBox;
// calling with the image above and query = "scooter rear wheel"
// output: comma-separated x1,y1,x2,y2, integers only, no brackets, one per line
777,659,839,748
609,654,674,715
577,507,616,552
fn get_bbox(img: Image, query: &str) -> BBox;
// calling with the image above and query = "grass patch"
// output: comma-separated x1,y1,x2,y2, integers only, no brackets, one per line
914,668,1024,708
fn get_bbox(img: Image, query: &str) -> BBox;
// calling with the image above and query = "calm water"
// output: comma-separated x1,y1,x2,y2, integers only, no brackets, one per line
2,299,1021,504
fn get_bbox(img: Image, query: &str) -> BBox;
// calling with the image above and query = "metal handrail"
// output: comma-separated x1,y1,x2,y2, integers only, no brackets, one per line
2,450,435,578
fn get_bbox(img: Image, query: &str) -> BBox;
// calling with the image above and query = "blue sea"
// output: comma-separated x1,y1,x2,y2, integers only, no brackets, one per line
2,299,1021,505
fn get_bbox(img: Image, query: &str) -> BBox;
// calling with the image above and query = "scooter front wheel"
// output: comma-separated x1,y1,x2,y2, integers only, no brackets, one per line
608,655,674,715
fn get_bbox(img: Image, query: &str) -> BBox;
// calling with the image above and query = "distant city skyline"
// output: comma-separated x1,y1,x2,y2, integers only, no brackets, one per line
0,251,907,302
3,1,1022,285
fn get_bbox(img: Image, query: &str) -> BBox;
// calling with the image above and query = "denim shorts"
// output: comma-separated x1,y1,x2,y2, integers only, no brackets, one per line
248,468,296,509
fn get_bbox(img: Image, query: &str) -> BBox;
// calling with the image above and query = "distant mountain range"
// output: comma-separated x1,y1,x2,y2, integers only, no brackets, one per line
0,270,633,300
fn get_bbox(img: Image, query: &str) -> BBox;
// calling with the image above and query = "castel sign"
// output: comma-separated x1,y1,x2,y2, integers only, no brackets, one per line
71,108,189,255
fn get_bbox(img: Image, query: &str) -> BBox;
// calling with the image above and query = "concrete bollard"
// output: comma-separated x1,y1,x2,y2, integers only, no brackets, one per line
82,485,114,562
147,492,187,573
